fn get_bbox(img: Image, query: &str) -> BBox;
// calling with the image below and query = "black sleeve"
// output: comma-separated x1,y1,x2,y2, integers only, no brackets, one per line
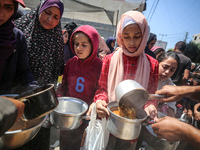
0,97,17,136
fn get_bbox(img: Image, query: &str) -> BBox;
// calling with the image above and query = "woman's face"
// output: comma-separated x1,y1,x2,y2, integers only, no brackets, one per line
159,57,178,81
63,31,69,44
111,40,116,48
122,24,142,53
0,0,14,26
39,6,60,30
148,38,157,50
74,32,92,61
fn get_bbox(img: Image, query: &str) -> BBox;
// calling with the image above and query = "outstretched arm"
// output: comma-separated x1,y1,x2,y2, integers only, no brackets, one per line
155,85,200,102
152,116,200,149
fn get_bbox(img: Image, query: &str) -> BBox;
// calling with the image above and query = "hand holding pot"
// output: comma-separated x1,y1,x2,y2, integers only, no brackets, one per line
144,104,158,120
155,85,185,102
96,100,110,118
152,116,185,142
86,102,95,119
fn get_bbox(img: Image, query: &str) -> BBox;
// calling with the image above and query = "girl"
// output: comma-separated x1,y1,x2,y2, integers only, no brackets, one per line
57,25,102,150
157,51,180,117
14,0,64,85
151,46,165,59
93,11,159,150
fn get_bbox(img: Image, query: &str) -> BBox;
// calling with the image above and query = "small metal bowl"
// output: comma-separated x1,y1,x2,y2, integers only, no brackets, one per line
51,97,88,130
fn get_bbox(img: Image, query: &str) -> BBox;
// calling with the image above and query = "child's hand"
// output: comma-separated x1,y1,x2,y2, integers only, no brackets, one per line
144,104,158,121
96,100,109,118
86,102,95,119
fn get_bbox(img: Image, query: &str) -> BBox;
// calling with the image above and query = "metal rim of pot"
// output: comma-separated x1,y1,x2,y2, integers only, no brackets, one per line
54,97,88,117
20,84,55,99
4,115,48,135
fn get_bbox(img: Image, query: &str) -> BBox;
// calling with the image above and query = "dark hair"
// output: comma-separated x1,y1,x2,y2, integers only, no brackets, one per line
175,41,186,52
154,48,165,55
157,51,180,67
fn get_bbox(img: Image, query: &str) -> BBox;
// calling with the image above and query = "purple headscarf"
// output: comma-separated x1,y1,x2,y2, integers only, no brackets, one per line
39,0,64,18
0,1,19,81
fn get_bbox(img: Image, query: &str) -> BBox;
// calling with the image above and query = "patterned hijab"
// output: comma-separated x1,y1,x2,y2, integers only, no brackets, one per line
14,0,64,84
108,11,150,102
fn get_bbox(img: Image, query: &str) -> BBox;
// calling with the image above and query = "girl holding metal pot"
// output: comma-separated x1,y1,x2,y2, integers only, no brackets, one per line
93,11,159,150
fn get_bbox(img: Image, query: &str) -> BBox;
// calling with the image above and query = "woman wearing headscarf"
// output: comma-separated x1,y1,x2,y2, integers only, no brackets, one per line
0,0,37,94
145,33,157,58
15,0,64,85
106,37,116,53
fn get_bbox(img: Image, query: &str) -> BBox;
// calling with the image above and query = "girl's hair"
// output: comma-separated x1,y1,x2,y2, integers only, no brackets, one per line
154,48,165,55
157,51,180,67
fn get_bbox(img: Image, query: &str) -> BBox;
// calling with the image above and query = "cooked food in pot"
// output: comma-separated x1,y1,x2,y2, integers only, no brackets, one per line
112,103,137,119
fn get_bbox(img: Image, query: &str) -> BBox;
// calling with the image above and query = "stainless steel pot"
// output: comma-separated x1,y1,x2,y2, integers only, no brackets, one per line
115,80,164,110
51,97,88,130
107,101,147,140
0,115,48,149
142,112,179,150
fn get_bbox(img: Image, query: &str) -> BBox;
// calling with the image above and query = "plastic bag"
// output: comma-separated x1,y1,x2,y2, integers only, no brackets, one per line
80,103,110,150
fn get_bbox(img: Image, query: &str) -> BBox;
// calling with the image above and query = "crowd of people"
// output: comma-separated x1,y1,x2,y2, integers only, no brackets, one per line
0,0,200,150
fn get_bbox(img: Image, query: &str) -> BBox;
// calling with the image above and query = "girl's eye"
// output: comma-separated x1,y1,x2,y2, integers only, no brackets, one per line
75,43,79,47
5,6,14,10
170,69,175,72
123,36,129,39
135,35,142,38
54,16,59,20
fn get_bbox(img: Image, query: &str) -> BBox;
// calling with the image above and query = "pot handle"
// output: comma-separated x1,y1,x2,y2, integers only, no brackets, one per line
81,115,90,120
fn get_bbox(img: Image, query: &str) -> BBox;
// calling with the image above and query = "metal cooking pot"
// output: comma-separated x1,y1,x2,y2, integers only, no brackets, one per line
51,97,88,130
115,80,164,110
142,112,180,150
16,84,58,120
107,101,148,140
0,115,48,149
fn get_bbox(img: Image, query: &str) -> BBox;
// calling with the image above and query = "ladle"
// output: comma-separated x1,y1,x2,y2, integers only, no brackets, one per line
115,79,165,110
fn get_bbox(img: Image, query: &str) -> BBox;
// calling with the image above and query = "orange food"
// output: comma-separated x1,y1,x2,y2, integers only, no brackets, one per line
112,105,137,119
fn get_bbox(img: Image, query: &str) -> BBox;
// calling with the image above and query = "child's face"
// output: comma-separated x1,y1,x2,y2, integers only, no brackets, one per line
74,32,92,61
0,0,14,26
159,57,178,81
122,24,142,53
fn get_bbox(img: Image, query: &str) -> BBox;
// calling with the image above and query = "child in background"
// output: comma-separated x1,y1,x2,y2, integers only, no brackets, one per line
93,11,159,150
151,46,165,59
106,37,116,53
157,51,180,117
57,25,102,150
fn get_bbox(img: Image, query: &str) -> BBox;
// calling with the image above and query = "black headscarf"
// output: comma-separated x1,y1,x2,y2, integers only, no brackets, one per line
0,1,18,81
145,33,156,59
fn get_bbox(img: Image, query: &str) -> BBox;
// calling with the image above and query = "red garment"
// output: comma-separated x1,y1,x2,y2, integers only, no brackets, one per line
57,25,102,105
94,53,159,108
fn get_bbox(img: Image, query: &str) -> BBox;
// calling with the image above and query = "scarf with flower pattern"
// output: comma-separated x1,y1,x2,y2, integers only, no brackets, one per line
14,4,64,84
